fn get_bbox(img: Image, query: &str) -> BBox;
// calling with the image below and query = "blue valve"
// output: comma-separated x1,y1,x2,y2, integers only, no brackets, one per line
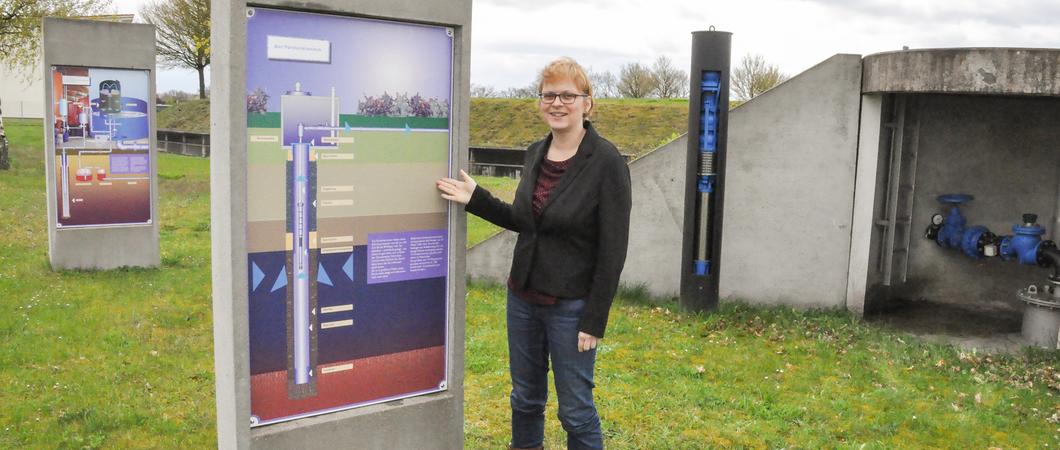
999,214,1046,265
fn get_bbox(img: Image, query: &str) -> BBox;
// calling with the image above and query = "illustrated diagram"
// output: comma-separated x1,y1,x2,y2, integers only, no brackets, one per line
245,8,454,426
51,66,152,228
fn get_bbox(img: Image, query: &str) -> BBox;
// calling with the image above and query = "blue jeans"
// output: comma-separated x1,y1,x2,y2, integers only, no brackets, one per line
507,289,602,450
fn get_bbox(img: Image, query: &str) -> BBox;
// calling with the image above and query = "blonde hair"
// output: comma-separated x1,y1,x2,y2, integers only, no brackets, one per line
537,57,593,118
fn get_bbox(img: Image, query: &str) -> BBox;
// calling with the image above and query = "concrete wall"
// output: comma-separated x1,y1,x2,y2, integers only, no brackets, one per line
863,48,1060,96
0,63,44,118
718,54,863,308
41,18,160,270
623,135,687,297
466,228,514,284
467,135,689,299
845,94,884,314
210,1,472,448
895,94,1060,313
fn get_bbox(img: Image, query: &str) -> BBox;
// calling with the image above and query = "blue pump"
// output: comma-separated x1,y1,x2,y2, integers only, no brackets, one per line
693,72,721,276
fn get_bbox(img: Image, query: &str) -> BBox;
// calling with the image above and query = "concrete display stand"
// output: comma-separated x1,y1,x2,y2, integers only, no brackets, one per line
41,18,160,270
210,1,471,448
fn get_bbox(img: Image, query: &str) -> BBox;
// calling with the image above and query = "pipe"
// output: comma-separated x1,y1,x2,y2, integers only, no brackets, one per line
60,150,71,218
1039,242,1060,282
330,86,337,142
1054,175,1060,242
291,140,312,386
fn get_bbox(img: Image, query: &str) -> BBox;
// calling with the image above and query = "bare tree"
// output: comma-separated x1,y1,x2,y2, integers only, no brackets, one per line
470,83,498,98
500,81,538,99
588,68,617,98
731,53,789,101
140,0,210,99
616,62,656,98
651,55,688,99
157,89,194,104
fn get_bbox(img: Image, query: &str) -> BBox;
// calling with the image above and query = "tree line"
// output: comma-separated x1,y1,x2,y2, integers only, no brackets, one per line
473,54,788,101
472,55,691,100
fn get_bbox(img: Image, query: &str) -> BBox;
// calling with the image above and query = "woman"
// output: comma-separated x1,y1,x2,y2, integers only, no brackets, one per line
437,57,631,450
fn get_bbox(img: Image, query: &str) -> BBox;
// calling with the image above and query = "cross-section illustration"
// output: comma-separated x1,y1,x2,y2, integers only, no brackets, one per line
51,66,152,228
245,7,454,426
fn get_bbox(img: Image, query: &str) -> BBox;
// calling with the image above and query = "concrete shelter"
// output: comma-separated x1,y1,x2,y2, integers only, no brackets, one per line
468,48,1060,345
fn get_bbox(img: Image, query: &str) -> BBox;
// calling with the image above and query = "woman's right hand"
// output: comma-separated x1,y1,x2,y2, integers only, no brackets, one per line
436,169,477,205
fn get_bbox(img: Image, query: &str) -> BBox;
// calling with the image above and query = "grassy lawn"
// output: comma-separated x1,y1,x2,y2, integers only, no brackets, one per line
0,119,215,448
467,175,518,246
471,98,688,157
466,285,1060,448
156,99,210,133
2,118,1060,448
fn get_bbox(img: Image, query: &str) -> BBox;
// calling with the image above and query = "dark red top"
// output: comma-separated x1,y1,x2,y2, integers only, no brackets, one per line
509,156,572,305
532,157,572,217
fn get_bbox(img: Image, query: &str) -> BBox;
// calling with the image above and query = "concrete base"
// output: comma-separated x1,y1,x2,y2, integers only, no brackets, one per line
251,393,460,449
50,226,160,269
867,300,1029,354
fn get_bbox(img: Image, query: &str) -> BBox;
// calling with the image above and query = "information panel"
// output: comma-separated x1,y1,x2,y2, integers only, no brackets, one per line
244,7,453,426
50,66,152,228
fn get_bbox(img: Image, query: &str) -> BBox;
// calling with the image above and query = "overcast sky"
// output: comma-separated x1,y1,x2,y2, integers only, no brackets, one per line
111,0,1060,93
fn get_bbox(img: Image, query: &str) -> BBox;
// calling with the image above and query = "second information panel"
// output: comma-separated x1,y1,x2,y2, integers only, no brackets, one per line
244,7,454,426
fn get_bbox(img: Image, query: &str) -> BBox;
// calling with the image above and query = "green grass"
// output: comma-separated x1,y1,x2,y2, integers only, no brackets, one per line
467,175,518,246
465,284,1060,449
0,118,215,448
156,99,210,133
471,98,688,157
3,118,1060,448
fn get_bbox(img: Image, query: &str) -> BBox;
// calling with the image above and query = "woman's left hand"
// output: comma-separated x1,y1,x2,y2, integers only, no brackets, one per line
577,332,599,352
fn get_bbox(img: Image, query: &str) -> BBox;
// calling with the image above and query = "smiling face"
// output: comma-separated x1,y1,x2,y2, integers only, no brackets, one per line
539,77,592,134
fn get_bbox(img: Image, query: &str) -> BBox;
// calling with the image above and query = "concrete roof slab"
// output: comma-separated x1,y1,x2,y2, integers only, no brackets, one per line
863,48,1060,96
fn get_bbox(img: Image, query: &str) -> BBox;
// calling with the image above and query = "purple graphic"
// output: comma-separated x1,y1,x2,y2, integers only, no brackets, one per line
367,230,447,284
109,154,149,174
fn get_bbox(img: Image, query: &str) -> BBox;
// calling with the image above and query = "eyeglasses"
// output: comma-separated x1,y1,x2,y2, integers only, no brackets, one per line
539,92,589,104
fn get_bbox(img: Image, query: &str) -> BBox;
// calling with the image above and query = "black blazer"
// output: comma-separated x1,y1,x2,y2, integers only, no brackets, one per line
466,122,631,338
